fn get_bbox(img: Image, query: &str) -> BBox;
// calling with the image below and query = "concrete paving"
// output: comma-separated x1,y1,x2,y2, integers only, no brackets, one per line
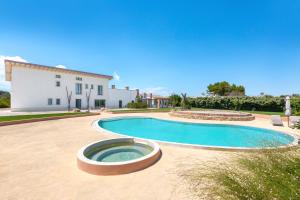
0,112,299,200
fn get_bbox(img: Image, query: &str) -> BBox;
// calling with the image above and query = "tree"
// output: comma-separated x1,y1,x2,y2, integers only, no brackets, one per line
207,81,245,96
135,95,143,103
169,94,182,107
86,87,92,112
228,84,245,96
181,93,190,109
66,87,72,111
207,81,231,96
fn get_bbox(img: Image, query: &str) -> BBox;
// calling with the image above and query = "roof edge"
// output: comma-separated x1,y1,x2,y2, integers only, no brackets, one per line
4,60,113,81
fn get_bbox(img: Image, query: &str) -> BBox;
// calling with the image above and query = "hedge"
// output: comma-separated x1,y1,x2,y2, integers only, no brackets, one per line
188,96,300,113
0,96,10,108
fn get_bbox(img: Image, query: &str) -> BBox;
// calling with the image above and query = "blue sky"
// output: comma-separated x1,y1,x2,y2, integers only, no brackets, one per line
1,0,300,96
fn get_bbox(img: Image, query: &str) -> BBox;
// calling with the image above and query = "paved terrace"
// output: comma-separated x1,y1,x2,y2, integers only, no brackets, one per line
0,112,299,200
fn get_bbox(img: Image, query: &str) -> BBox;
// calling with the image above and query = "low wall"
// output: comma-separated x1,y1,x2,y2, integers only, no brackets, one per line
169,110,255,121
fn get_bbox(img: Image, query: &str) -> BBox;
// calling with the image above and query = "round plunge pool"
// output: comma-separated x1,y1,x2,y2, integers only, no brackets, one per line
77,138,161,175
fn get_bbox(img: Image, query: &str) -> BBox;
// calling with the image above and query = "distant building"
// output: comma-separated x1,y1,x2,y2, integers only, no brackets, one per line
5,60,137,111
140,92,170,108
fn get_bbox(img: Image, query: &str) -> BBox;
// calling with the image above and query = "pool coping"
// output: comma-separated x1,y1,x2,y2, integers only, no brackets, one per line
93,116,300,152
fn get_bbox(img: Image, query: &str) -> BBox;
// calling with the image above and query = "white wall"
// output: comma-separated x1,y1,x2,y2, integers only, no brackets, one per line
108,88,137,108
11,65,110,111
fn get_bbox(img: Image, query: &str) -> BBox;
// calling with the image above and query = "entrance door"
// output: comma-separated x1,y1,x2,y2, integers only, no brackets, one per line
75,99,81,109
95,99,106,108
119,100,122,108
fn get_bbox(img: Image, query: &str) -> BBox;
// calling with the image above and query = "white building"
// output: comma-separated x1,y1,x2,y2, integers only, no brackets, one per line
5,60,137,111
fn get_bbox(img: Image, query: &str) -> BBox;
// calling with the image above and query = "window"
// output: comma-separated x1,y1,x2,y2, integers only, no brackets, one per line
48,98,53,105
91,84,94,89
97,85,103,95
56,81,60,87
55,75,61,78
95,99,105,108
56,98,61,105
76,77,82,81
75,83,82,95
85,84,88,89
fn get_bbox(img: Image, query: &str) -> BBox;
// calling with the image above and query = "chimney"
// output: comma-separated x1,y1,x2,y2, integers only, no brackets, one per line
125,86,129,90
112,85,116,89
136,89,140,96
143,93,147,98
150,93,153,99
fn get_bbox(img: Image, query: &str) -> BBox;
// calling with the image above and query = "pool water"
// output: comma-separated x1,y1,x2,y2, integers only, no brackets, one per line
99,117,295,148
86,143,153,162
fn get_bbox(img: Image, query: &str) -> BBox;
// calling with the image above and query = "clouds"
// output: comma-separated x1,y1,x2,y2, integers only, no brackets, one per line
143,86,170,96
0,55,27,91
113,72,120,81
55,64,66,69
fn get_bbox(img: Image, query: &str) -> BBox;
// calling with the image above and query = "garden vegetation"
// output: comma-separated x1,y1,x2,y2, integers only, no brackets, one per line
189,96,300,114
184,149,300,200
207,81,245,96
169,94,182,107
0,90,10,108
127,95,147,109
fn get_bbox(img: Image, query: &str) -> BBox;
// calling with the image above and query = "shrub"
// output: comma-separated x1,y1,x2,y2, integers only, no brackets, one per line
0,91,10,108
189,96,300,113
169,94,182,107
127,102,147,109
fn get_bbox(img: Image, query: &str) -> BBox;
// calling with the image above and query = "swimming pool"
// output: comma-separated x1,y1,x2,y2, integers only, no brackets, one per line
98,117,297,149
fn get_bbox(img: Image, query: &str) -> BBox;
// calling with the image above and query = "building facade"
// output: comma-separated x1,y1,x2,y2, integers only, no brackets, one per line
140,93,170,108
108,85,137,108
5,60,137,111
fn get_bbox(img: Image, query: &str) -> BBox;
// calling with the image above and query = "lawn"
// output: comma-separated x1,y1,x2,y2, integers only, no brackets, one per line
247,110,284,116
109,108,173,113
109,107,284,116
0,112,89,122
190,108,284,115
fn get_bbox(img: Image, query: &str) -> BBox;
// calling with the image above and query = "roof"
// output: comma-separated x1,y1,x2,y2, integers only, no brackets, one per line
145,95,169,100
5,60,113,81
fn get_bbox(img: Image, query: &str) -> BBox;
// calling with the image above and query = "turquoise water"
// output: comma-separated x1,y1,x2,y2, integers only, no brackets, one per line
87,143,153,162
99,117,295,148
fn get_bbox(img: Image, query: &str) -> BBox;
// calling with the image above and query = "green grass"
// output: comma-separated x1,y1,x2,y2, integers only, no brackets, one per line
191,107,284,115
108,107,284,115
109,108,173,113
183,149,300,200
0,112,89,122
246,110,284,116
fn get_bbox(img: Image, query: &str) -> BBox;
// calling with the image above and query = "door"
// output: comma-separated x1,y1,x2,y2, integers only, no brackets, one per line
75,99,81,109
119,100,122,108
95,99,106,108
